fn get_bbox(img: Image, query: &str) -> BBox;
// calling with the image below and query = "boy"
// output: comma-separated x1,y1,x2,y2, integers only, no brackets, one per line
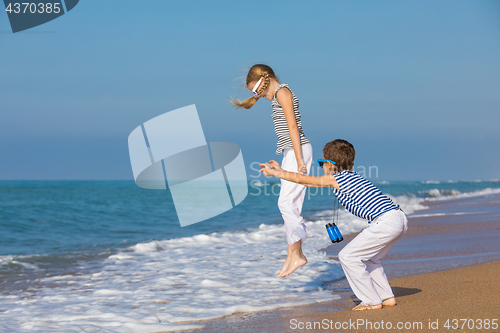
259,139,407,311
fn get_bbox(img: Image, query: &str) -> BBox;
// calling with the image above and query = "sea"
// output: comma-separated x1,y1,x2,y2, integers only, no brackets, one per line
1,179,500,332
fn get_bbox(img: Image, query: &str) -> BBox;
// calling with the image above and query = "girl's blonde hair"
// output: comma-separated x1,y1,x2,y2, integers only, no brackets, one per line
230,64,280,109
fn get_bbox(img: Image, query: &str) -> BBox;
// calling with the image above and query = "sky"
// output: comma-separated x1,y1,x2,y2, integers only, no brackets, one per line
1,0,499,181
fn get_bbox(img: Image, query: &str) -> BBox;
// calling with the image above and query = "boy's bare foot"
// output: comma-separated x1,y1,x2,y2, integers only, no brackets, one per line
352,303,382,311
281,255,307,277
278,256,291,277
382,297,397,307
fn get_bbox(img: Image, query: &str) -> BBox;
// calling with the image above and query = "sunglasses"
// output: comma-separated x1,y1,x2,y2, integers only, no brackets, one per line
317,159,336,167
251,77,263,97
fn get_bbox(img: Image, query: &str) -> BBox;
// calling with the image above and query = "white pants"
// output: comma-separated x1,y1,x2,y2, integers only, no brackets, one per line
338,209,408,305
278,143,313,245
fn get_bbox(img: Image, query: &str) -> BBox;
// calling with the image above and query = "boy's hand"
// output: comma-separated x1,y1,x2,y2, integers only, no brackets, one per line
267,160,282,171
259,161,280,177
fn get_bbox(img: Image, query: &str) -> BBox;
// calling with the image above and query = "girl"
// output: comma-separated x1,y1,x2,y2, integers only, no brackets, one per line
231,64,313,278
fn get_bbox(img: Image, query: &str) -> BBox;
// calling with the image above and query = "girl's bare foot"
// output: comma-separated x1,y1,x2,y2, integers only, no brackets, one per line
278,255,291,277
352,303,382,311
280,241,307,277
382,297,396,307
281,255,307,277
277,245,292,277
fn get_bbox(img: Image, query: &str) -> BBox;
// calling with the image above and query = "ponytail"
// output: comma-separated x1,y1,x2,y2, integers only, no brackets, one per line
230,64,277,109
230,96,259,109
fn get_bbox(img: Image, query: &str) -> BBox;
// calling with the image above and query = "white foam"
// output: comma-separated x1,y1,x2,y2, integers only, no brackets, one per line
425,188,461,197
0,255,39,270
427,187,500,201
0,220,343,332
0,255,14,266
389,194,428,215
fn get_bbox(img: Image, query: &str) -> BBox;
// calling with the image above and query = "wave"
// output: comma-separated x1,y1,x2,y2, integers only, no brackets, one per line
425,187,500,201
390,194,428,214
0,219,343,332
424,188,461,197
0,254,39,270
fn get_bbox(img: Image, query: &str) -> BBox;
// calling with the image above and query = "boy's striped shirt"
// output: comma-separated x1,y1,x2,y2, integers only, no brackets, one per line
332,170,399,222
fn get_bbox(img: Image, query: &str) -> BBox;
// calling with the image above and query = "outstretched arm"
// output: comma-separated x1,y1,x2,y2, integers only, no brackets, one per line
259,160,339,189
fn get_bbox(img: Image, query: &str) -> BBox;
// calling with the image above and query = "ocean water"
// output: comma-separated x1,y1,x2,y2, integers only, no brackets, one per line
1,179,500,332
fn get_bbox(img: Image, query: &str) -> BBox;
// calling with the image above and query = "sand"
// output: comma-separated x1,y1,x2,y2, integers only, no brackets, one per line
175,193,500,333
292,261,500,332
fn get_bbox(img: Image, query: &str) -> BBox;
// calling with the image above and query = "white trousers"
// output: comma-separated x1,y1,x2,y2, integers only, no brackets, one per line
338,209,408,305
278,143,313,245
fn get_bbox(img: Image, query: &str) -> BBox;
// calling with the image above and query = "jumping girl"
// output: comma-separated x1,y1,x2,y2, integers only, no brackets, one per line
231,64,313,277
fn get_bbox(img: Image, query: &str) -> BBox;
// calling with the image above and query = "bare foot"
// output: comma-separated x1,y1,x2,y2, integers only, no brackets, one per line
382,297,397,307
279,241,307,278
278,245,292,277
352,303,382,311
281,255,307,277
278,255,291,277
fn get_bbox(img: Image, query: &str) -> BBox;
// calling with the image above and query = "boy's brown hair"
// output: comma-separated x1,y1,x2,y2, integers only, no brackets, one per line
322,139,355,172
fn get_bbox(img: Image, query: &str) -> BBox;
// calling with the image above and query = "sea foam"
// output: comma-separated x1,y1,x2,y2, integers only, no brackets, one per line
0,218,344,332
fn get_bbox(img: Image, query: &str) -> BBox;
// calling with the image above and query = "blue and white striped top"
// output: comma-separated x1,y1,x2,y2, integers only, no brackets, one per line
332,170,399,222
271,84,310,155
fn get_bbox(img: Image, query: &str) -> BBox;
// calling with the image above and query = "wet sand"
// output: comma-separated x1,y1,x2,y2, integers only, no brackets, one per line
175,193,500,333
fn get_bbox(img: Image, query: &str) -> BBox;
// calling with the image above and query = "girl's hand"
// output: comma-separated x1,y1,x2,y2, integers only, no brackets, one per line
297,159,307,175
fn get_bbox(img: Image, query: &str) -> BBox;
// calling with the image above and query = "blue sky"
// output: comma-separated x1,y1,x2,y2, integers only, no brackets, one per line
1,0,499,180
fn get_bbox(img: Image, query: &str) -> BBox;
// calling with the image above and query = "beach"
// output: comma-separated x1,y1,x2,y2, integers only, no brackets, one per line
181,192,500,333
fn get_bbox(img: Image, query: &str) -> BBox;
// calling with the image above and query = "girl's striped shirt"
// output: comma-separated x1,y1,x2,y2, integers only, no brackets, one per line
271,84,310,155
332,170,399,222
